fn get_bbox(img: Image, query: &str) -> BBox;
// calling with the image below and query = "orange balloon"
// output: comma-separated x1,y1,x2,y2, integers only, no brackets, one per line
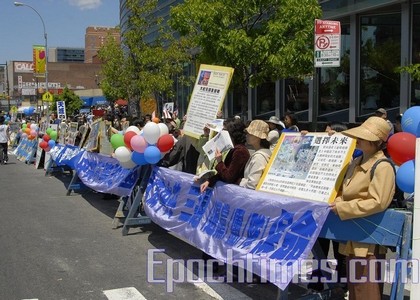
25,128,31,135
152,117,160,124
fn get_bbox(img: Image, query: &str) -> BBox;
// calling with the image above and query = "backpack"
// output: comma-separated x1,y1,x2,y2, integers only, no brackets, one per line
370,158,406,209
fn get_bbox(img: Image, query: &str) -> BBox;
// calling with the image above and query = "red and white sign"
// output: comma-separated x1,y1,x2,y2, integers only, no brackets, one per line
314,19,341,67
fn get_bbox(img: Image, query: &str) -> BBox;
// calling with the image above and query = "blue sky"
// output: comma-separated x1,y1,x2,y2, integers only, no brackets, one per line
0,0,120,63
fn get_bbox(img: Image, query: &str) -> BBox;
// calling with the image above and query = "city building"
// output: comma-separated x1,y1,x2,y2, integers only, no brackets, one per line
120,0,420,127
85,26,120,63
48,47,85,63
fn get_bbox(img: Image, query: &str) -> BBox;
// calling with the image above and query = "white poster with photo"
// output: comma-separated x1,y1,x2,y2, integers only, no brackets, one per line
183,64,234,139
257,132,356,203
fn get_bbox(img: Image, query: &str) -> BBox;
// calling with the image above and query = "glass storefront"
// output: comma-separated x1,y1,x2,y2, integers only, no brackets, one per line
255,81,275,116
359,13,401,116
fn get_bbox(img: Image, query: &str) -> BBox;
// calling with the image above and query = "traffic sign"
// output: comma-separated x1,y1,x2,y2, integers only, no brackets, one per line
42,91,53,102
314,19,341,67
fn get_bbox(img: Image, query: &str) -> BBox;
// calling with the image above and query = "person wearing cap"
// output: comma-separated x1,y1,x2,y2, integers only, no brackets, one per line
239,120,271,189
329,116,395,300
374,108,394,134
266,116,285,151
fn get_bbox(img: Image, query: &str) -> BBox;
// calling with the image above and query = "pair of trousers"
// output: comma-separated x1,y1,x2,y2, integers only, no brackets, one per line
346,252,385,300
0,142,8,163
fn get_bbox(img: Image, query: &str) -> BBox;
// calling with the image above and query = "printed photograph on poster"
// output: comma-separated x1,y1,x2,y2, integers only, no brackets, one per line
257,132,355,203
84,120,101,151
182,64,234,139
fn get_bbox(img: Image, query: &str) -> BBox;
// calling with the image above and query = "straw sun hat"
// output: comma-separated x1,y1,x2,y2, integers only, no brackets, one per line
245,120,269,139
342,116,390,142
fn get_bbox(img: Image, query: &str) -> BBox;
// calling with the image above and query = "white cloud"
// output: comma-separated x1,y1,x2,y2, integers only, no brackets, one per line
68,0,103,10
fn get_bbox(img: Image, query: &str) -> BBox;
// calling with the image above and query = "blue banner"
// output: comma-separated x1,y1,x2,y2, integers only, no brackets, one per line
144,167,331,290
75,151,139,197
50,144,84,169
13,137,38,163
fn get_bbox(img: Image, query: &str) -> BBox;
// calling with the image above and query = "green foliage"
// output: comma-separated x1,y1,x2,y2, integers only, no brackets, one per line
398,64,420,81
170,0,322,90
98,0,192,116
50,86,83,116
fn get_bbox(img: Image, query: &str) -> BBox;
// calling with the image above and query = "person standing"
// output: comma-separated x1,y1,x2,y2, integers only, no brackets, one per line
266,116,285,151
329,116,395,300
0,116,11,164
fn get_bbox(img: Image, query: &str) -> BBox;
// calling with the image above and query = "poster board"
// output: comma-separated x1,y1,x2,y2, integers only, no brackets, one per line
78,124,89,149
256,132,356,203
99,121,113,156
34,138,44,169
182,64,234,139
83,120,101,151
59,122,68,144
66,122,79,146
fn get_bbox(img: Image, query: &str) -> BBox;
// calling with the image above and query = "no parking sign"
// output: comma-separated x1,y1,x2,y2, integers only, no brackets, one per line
314,19,341,67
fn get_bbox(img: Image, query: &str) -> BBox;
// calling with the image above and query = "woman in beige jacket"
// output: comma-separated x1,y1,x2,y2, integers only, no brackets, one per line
329,116,395,300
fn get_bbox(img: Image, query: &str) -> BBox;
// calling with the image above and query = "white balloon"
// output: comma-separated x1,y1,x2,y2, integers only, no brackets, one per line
126,125,141,135
143,122,161,144
114,146,132,163
30,124,38,130
157,123,169,136
119,159,137,169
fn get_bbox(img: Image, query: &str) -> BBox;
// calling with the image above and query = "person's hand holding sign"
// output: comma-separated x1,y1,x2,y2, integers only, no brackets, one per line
214,148,222,163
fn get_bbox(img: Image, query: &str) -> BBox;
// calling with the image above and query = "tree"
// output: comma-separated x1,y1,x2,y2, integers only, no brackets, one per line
170,0,322,115
51,86,83,117
98,0,191,118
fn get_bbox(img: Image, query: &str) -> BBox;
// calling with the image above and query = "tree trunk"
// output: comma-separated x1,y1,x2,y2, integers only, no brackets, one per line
128,95,140,118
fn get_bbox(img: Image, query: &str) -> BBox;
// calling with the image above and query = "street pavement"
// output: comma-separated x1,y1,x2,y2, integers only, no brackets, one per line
0,152,304,300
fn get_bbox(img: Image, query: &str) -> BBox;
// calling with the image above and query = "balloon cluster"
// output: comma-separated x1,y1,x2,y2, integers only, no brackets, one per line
111,119,174,169
387,106,420,194
38,128,58,152
21,123,39,141
23,106,36,116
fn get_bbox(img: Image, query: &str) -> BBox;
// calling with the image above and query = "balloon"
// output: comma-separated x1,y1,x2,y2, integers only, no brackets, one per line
119,159,137,169
152,117,160,124
124,131,137,150
114,146,132,163
30,124,37,130
21,133,28,138
22,124,27,129
130,135,148,153
43,134,51,142
125,125,141,135
30,130,37,137
144,145,161,164
110,133,125,150
24,128,31,135
396,160,415,193
156,134,174,152
49,130,58,141
158,123,169,136
45,146,51,152
387,132,416,166
48,140,56,148
27,135,35,140
401,106,420,135
39,141,48,149
46,128,53,135
142,122,161,144
417,121,420,138
131,151,148,166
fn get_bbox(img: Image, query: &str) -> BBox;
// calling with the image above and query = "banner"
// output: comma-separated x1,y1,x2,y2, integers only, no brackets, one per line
13,137,38,163
50,144,84,170
33,45,46,77
144,167,330,290
75,151,139,197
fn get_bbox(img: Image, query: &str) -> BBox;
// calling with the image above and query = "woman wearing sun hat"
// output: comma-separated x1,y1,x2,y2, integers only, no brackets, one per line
329,116,395,300
240,120,271,189
266,116,285,151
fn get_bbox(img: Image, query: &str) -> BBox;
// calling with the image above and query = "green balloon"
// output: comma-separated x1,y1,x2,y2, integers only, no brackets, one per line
110,133,125,150
50,130,58,141
22,124,27,129
46,128,53,135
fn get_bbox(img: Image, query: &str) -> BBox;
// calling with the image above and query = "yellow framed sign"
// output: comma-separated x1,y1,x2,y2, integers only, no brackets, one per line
256,132,356,203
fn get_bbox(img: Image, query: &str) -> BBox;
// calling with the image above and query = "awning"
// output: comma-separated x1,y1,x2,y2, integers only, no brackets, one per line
80,97,93,107
115,98,128,106
91,96,108,106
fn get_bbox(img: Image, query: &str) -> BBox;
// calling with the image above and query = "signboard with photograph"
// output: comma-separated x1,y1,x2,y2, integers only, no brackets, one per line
66,122,79,146
83,120,101,151
257,132,355,203
182,64,234,139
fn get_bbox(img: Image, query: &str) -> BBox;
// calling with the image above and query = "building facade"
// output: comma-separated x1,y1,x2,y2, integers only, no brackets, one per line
49,47,85,63
120,0,420,126
85,26,120,63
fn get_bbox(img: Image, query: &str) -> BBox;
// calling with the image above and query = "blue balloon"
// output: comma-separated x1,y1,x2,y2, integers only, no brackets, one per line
23,108,29,115
131,151,147,166
48,140,56,148
417,121,420,138
144,145,161,164
396,159,415,193
401,106,420,135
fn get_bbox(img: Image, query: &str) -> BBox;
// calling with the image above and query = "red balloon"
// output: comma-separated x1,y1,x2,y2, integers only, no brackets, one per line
43,134,51,142
39,141,48,149
387,132,416,166
124,131,137,150
156,134,174,153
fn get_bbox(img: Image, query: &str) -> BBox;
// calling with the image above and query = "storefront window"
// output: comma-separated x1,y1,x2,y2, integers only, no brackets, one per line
285,78,310,116
256,81,275,115
360,13,401,116
319,23,350,119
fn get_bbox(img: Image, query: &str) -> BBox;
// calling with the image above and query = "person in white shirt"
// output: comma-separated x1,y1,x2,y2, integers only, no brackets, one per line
240,120,271,189
0,116,11,164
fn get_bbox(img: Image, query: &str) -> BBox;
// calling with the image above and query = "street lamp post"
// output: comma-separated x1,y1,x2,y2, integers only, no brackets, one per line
14,1,50,124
